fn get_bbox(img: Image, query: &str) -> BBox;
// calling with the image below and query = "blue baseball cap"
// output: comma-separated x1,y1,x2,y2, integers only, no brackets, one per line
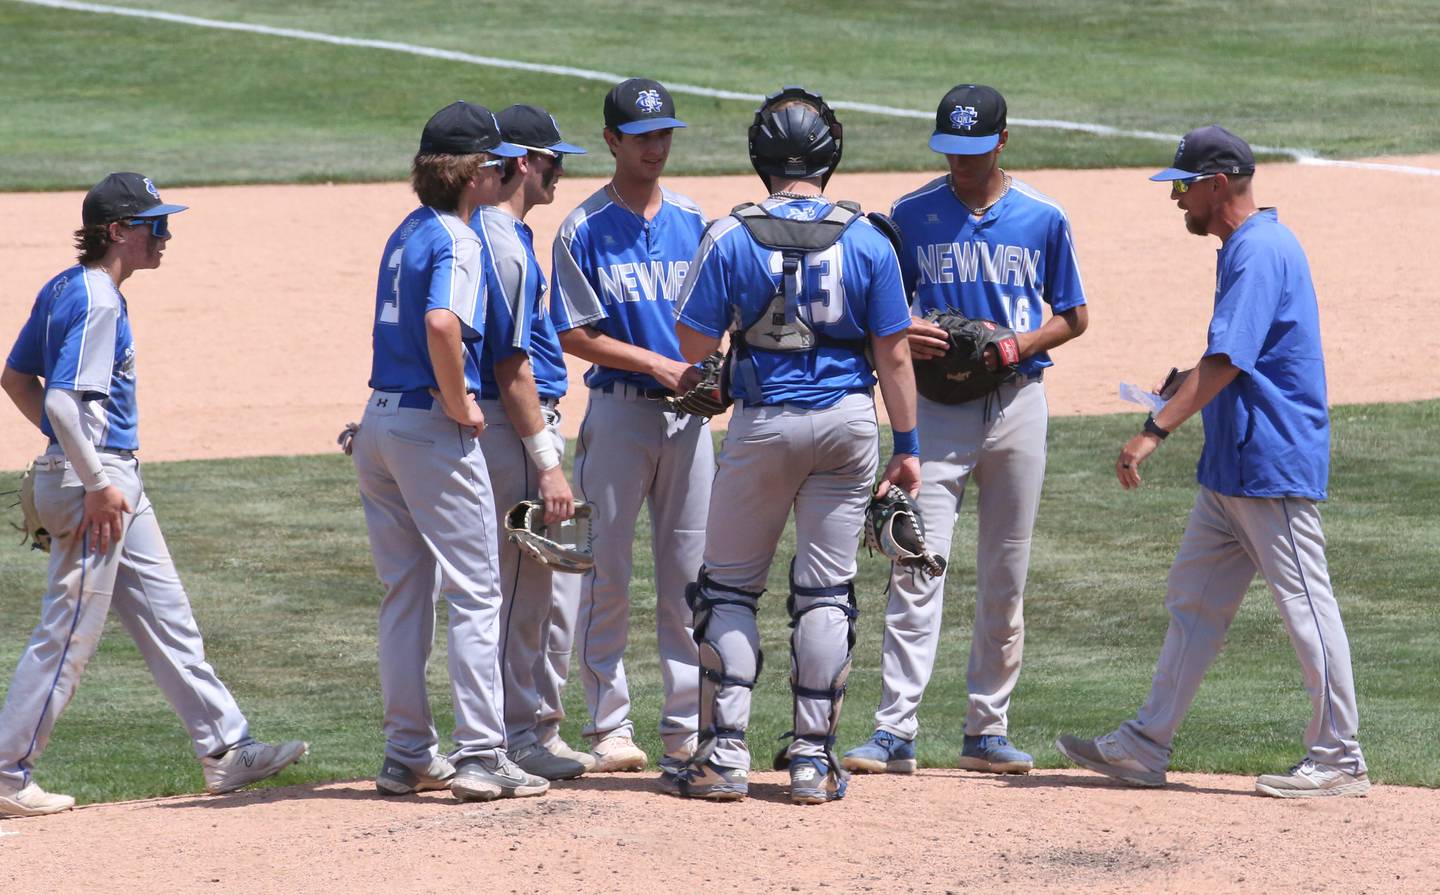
497,104,588,155
1150,125,1255,181
604,78,686,135
929,84,1006,155
82,173,187,226
420,101,526,157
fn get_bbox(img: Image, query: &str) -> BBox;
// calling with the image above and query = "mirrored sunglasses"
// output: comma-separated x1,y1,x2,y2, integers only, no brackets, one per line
1172,174,1217,194
125,215,171,238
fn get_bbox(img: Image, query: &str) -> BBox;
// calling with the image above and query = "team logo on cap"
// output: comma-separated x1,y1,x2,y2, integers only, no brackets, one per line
949,105,978,131
1174,137,1186,162
635,89,664,113
143,177,161,199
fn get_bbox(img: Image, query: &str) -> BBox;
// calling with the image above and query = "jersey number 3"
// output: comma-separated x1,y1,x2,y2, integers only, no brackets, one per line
769,246,845,325
379,247,403,325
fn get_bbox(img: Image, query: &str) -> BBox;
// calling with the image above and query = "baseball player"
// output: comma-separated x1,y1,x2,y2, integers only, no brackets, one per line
670,87,921,804
352,101,549,802
1057,126,1370,798
843,84,1089,777
0,173,307,817
549,78,709,775
470,104,590,780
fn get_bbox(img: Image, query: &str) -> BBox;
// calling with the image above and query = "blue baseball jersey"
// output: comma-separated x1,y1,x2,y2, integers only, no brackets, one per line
368,206,487,393
1199,209,1329,501
891,175,1087,378
7,265,140,451
676,197,911,408
549,186,706,391
470,206,538,400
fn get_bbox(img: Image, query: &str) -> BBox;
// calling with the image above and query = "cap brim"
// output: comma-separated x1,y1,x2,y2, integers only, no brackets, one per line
132,203,188,217
1149,167,1202,182
616,118,686,135
489,141,527,158
548,140,588,155
929,132,1000,155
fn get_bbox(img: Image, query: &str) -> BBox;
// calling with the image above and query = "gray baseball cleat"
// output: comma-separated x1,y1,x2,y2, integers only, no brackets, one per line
540,735,597,773
660,759,748,801
1255,758,1371,799
789,756,846,805
510,742,587,780
202,740,309,794
375,755,456,796
1054,733,1166,788
451,755,549,802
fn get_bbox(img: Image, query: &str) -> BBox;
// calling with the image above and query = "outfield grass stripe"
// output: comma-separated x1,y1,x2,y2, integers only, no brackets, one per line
15,0,1440,179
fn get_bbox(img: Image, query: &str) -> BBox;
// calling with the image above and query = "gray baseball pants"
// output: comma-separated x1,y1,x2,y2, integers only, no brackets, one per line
0,448,251,795
572,385,710,756
475,398,583,751
1114,487,1366,775
352,391,507,770
873,378,1048,740
698,391,879,770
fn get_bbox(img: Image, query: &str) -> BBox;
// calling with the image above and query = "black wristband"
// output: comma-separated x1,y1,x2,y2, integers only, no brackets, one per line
1144,413,1170,440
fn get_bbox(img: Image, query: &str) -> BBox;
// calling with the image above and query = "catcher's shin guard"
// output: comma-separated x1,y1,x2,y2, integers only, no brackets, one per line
773,564,857,800
686,569,764,769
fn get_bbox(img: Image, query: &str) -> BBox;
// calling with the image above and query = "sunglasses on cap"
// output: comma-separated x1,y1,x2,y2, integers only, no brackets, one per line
124,215,171,238
1171,174,1218,194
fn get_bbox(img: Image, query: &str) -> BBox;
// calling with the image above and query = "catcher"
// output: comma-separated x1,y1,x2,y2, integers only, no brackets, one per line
844,83,1089,779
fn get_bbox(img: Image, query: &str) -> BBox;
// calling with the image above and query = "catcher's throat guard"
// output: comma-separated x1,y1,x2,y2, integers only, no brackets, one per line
864,485,945,578
505,500,595,573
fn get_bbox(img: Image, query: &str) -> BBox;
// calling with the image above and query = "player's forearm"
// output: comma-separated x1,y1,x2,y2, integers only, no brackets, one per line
559,326,678,380
495,352,546,439
424,309,472,415
43,387,109,491
2,365,45,431
1153,353,1240,432
872,329,919,435
1018,305,1088,360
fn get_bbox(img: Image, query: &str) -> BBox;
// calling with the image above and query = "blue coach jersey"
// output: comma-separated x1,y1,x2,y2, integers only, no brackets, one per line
368,206,487,394
7,265,140,451
549,186,706,391
892,175,1087,378
470,206,538,400
1199,209,1329,501
676,197,911,409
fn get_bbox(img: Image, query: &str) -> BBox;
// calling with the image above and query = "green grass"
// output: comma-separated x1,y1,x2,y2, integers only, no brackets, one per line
1,400,1436,803
2,0,1439,188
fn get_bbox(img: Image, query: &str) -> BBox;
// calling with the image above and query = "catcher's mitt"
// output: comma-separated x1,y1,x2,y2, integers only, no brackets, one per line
913,310,1020,404
665,353,729,418
6,462,51,552
505,500,595,574
864,485,944,577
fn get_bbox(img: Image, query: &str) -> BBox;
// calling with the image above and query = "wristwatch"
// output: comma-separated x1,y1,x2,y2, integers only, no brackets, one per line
1144,413,1170,440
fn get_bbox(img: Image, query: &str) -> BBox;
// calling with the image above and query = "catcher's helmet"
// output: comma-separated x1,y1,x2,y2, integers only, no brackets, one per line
748,86,843,189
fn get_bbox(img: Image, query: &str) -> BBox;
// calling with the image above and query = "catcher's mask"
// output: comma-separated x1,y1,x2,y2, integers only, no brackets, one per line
748,86,843,191
505,500,595,574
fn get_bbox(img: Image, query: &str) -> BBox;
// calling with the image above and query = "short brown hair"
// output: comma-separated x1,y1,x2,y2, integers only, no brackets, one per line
410,152,488,211
73,223,116,265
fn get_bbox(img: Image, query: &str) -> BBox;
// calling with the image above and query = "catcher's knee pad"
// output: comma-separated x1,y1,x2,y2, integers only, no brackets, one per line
686,568,764,766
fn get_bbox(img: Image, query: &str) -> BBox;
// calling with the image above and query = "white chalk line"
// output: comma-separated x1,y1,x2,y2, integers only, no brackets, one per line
12,0,1440,178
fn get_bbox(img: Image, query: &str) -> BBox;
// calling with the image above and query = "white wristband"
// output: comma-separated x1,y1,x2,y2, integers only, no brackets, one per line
522,431,561,471
83,471,113,493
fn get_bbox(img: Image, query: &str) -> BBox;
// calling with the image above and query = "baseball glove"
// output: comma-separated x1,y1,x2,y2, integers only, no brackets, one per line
6,462,51,552
505,499,595,574
664,352,729,418
337,422,360,456
864,485,944,577
913,310,1020,404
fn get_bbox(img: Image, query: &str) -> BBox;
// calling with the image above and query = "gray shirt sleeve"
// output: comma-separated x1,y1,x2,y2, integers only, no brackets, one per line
550,216,608,332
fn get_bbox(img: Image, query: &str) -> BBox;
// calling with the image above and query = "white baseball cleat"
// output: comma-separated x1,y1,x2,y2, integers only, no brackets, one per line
589,734,647,772
202,740,309,794
1055,733,1166,788
0,782,76,818
541,735,597,773
1255,758,1371,799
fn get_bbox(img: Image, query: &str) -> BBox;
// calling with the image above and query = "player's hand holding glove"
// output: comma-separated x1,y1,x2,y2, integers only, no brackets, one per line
664,353,728,418
864,483,944,577
913,309,1021,404
505,499,596,574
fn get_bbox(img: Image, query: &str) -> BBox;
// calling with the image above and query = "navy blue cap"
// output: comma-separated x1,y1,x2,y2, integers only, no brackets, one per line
420,101,525,157
929,84,1006,155
497,104,588,155
1150,125,1256,181
604,79,686,135
82,173,187,226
